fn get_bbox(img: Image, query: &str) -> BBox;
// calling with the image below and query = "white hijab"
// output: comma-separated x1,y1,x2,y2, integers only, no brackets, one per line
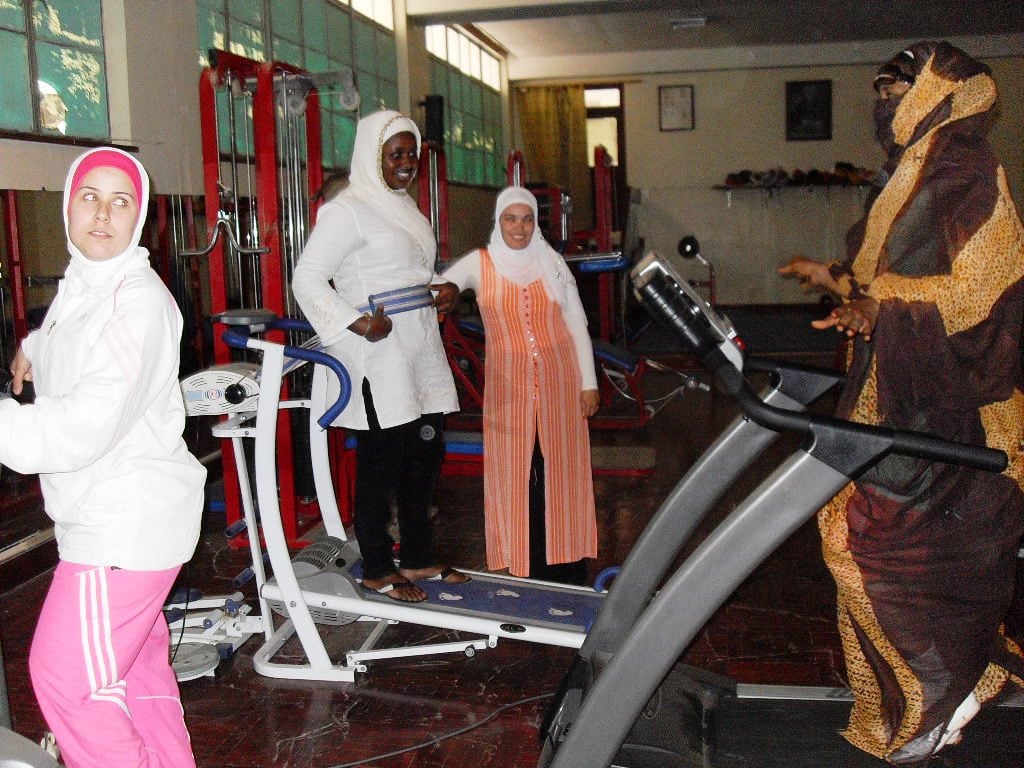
487,186,572,306
61,147,151,292
340,109,437,263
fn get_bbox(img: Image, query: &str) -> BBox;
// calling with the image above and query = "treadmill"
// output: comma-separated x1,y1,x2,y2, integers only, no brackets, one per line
539,251,1022,768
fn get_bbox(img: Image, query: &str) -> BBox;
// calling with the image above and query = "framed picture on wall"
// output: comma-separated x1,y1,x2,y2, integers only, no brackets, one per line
785,80,832,141
659,85,694,131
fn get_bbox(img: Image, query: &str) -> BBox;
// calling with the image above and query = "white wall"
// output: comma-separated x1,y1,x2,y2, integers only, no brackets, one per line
620,57,1024,304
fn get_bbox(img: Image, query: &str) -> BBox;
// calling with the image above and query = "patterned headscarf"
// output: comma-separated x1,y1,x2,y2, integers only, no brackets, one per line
340,109,437,263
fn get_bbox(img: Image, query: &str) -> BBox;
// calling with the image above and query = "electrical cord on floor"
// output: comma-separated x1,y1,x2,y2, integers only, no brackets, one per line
168,564,192,665
325,692,555,768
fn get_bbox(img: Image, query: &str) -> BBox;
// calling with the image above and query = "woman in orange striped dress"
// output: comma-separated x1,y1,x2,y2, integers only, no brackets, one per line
444,187,599,582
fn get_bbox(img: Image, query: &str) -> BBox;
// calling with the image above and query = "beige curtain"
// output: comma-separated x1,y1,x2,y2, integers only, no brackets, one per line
513,84,593,233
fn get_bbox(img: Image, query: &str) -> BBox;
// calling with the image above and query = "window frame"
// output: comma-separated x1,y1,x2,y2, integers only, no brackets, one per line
0,0,112,145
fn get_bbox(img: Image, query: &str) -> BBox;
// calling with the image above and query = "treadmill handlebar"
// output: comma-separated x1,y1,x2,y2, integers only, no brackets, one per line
635,263,1007,474
714,358,1006,473
220,317,352,429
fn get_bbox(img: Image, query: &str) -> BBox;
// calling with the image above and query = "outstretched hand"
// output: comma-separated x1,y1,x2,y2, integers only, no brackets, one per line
812,297,879,341
778,256,841,296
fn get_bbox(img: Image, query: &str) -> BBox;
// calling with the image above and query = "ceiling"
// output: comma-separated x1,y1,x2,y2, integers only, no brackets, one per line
405,1,1024,80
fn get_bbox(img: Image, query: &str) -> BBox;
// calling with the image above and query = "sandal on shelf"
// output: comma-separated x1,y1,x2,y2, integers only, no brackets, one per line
360,577,427,603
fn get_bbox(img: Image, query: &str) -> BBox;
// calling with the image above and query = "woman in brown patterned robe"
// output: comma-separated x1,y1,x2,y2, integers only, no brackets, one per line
780,41,1024,764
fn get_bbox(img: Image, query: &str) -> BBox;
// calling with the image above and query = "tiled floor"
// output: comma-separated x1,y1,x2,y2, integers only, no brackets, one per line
1,356,1022,767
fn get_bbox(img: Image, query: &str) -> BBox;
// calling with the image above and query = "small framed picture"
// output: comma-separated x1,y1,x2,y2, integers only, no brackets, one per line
785,80,832,141
659,85,694,132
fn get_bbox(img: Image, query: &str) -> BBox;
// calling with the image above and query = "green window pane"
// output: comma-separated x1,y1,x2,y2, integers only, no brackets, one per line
229,0,262,27
353,19,374,71
273,36,302,67
448,73,462,110
216,90,232,153
375,30,396,80
429,60,447,96
490,153,503,187
470,150,483,186
378,79,397,111
215,90,254,156
306,50,327,72
0,1,26,29
197,11,227,65
334,114,356,168
196,1,227,62
480,87,493,122
449,108,464,151
302,0,326,53
487,90,501,123
469,82,482,118
356,71,378,110
462,76,476,116
270,0,301,43
321,111,355,169
31,0,102,48
230,21,265,60
35,40,107,138
0,29,33,131
449,145,465,183
325,6,350,62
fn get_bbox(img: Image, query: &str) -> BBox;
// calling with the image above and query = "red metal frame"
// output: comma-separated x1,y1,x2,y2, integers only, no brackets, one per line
3,190,29,346
197,50,326,546
506,150,527,186
442,316,485,413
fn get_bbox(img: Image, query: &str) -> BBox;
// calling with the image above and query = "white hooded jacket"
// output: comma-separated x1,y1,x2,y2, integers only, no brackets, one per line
0,148,205,570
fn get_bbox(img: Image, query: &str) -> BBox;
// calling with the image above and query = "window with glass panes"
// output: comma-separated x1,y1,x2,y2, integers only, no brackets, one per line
196,0,397,170
425,25,503,187
0,0,110,140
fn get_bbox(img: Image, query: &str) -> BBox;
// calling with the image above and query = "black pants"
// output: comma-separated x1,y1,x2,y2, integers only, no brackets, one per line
529,439,588,585
352,379,445,580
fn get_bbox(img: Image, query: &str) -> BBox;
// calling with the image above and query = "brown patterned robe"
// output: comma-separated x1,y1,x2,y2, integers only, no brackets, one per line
820,41,1024,762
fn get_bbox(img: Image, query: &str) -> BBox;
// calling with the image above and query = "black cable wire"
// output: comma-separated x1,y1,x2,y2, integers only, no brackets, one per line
325,692,554,768
168,564,192,665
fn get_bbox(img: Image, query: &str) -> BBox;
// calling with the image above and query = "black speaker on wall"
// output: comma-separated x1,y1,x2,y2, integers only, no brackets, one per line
421,94,444,143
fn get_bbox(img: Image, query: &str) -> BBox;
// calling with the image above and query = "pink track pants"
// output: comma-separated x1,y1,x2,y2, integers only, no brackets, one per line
29,561,196,768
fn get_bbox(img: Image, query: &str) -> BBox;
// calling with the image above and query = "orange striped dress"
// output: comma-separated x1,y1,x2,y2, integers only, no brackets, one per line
478,249,597,576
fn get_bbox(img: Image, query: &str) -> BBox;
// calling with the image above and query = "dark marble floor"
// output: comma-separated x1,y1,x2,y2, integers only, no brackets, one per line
1,356,1022,768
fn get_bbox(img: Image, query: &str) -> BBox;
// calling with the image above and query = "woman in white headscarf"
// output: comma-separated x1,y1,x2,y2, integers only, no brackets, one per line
1,147,206,768
444,186,599,582
292,110,467,603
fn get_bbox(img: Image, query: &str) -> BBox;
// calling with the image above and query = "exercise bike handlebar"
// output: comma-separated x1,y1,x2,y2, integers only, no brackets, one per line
632,253,1007,474
220,319,352,429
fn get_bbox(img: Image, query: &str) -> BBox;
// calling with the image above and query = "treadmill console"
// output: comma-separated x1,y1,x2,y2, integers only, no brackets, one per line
630,251,744,371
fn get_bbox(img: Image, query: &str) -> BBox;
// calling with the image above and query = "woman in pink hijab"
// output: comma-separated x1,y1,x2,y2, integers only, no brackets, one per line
1,147,205,768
